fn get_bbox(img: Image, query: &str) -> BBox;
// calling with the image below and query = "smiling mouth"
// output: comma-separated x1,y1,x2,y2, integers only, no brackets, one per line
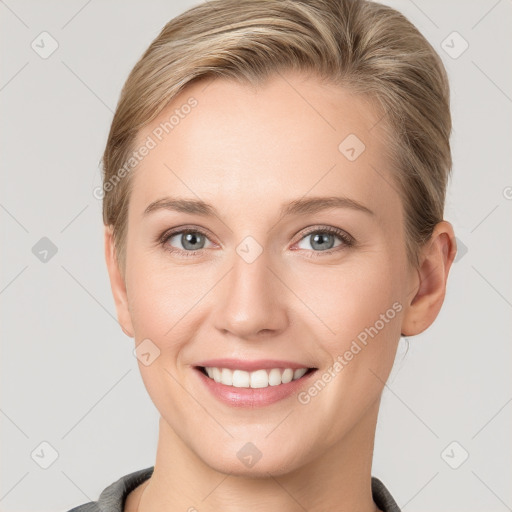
195,366,317,389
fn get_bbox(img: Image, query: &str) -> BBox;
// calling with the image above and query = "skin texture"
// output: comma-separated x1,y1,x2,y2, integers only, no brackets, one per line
107,71,456,512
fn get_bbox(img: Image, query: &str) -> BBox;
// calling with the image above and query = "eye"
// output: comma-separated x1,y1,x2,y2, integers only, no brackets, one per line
294,226,354,257
159,227,214,257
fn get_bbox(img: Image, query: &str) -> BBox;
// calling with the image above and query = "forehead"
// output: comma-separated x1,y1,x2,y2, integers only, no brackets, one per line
130,72,400,223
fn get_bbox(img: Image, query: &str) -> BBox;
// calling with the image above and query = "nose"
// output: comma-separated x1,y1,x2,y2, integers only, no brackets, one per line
213,247,288,340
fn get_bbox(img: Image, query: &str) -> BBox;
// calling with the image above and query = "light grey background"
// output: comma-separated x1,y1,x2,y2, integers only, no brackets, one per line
1,1,511,511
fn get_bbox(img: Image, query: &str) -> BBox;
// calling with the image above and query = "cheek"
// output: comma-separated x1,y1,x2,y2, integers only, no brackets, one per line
291,256,403,350
296,257,404,423
124,255,201,403
124,244,188,340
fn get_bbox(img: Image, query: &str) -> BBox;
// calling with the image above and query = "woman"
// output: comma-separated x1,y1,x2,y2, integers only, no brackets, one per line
68,0,456,510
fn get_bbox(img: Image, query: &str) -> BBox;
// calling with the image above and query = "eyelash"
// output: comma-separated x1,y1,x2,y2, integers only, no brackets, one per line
158,225,355,259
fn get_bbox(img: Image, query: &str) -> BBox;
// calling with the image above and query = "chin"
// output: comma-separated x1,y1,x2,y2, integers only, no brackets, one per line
195,438,308,478
205,455,299,478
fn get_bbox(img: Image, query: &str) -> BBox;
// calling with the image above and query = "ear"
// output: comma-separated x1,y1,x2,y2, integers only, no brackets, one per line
104,226,134,338
401,221,457,336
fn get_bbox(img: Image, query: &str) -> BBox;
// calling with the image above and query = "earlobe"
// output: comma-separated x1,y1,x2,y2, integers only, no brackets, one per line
401,221,457,337
104,226,135,338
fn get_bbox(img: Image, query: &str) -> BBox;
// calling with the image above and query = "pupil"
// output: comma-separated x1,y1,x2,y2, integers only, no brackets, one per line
183,232,203,250
312,233,334,250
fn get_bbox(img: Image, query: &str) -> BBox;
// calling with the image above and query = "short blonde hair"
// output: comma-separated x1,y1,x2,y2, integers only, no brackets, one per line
102,0,451,271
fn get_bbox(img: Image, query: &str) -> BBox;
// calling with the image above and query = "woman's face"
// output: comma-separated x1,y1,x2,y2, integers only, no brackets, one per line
112,72,419,475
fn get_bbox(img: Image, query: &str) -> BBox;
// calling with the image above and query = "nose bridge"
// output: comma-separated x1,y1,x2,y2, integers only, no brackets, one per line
214,241,286,338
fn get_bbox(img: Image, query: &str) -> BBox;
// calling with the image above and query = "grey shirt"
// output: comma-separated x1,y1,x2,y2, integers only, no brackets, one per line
66,466,401,512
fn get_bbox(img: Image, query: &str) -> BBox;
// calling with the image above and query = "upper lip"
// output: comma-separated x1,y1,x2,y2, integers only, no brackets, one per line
194,358,316,372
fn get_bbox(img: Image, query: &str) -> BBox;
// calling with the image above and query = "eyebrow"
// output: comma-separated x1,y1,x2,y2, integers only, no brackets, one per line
144,195,374,218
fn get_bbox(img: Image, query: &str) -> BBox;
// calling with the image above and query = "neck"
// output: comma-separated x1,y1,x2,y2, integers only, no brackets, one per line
138,398,382,512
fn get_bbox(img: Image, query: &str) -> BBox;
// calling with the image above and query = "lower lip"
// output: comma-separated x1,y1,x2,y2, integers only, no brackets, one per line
194,367,317,408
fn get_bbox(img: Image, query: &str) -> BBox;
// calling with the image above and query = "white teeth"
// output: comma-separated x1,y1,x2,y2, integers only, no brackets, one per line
250,369,269,388
268,368,282,386
281,368,293,383
293,368,308,380
203,366,310,388
221,368,233,386
232,369,250,387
